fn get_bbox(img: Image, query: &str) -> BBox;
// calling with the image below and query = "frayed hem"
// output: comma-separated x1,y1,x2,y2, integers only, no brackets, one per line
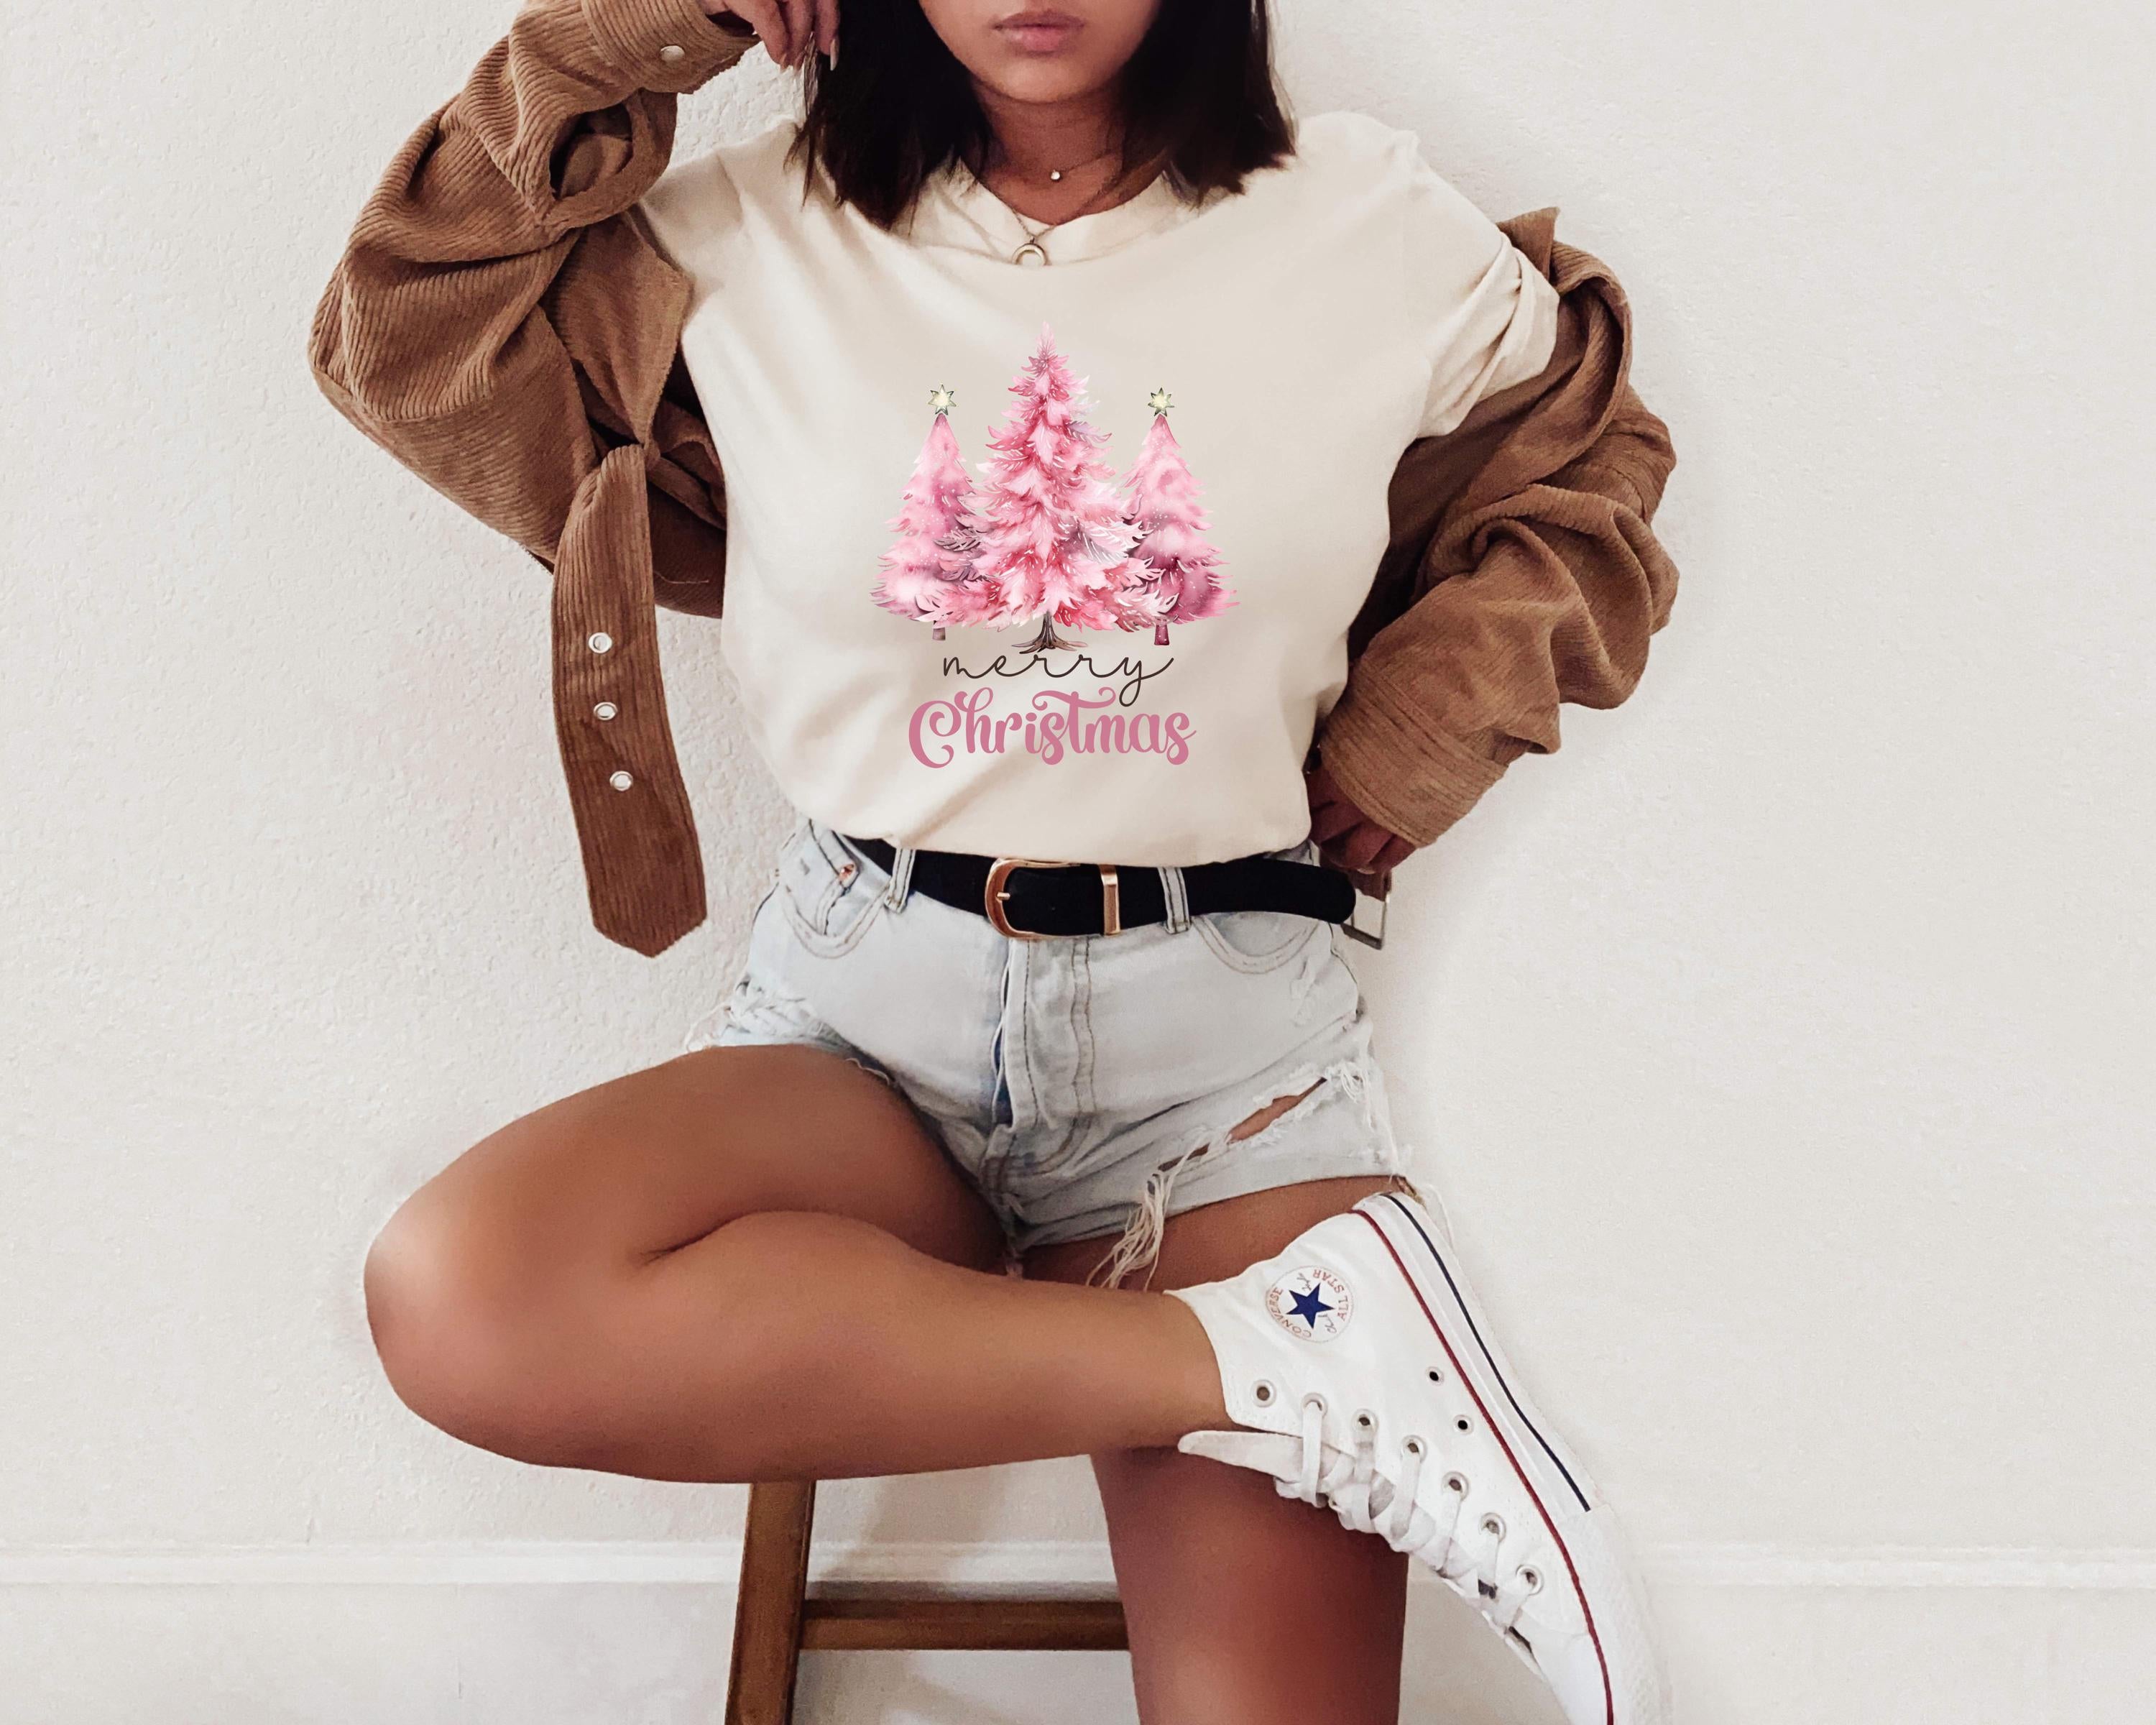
1080,1052,1397,1291
1083,1134,1210,1291
681,975,902,1092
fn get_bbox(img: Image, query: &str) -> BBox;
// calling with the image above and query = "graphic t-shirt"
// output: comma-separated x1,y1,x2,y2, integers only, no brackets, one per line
637,111,1558,865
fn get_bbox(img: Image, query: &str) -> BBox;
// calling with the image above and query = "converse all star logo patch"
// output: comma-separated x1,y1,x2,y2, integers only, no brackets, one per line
1265,1266,1353,1342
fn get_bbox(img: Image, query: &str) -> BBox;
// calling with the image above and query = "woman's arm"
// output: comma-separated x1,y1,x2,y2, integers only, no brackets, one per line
306,0,770,613
1317,218,1680,861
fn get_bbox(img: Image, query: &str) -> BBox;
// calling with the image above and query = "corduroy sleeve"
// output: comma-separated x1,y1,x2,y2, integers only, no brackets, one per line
306,0,759,612
1318,231,1680,848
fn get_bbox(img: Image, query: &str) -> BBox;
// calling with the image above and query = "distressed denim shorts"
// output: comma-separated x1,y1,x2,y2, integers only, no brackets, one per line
683,817,1410,1274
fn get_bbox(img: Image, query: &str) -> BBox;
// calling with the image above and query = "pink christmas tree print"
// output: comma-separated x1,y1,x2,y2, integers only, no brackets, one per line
870,386,998,640
964,324,1147,654
1116,387,1233,645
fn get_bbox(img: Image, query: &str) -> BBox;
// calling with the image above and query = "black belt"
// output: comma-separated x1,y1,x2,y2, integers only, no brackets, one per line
842,836,1387,947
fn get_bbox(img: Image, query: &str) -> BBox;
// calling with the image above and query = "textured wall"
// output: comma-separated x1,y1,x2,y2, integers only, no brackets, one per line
4,0,2153,1719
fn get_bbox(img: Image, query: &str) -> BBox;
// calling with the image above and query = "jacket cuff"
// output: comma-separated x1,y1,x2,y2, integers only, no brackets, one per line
1317,673,1509,847
581,0,761,93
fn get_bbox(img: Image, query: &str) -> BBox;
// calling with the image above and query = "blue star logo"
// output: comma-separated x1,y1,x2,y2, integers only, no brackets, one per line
1287,1283,1334,1328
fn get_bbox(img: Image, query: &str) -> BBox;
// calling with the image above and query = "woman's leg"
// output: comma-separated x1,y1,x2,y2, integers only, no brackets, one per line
1027,1174,1415,1725
363,1043,1227,1481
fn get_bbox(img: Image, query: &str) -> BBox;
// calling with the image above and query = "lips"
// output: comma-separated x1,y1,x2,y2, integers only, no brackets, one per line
995,8,1084,51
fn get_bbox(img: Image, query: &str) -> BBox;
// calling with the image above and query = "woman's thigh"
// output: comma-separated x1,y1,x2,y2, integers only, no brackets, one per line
379,1042,1001,1274
364,1044,1005,1444
1027,1175,1411,1725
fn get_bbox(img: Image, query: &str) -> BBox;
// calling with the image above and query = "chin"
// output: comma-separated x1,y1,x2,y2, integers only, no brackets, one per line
975,57,1113,104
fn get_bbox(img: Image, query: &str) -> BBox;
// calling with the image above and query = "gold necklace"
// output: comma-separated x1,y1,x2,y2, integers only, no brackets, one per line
1039,142,1117,184
982,143,1121,266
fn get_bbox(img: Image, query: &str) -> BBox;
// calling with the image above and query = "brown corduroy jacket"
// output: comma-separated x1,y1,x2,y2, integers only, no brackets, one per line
308,0,1679,956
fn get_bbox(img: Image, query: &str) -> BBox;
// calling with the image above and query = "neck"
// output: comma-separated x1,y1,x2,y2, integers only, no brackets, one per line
971,83,1138,224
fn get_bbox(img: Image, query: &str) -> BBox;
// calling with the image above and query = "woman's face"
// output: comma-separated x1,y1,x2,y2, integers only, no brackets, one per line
917,1,1164,106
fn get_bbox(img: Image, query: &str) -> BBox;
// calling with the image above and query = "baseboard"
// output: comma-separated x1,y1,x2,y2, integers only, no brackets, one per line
4,1540,2153,1591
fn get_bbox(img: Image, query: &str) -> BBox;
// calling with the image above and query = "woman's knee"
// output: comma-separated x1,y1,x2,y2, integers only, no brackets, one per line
361,1174,607,1462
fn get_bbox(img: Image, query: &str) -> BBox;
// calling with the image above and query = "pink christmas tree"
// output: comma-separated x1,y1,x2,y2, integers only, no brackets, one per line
1116,388,1233,645
965,325,1146,654
870,387,998,640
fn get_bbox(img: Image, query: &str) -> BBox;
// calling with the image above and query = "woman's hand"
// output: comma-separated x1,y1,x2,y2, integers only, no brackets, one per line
1307,763,1416,891
704,0,838,70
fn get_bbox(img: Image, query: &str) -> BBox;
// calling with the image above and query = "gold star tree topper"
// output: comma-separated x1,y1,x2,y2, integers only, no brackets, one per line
927,385,957,414
1147,387,1174,414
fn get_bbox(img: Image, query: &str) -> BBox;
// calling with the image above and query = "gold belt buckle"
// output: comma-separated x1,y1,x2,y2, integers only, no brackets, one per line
984,857,1123,940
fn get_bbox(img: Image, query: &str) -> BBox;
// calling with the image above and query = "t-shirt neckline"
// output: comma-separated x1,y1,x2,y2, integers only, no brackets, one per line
909,156,1202,264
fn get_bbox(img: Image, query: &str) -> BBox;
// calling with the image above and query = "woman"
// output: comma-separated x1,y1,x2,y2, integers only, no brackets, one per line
311,1,1679,1720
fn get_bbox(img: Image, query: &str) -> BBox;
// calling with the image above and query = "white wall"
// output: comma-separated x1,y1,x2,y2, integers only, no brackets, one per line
4,0,2152,1719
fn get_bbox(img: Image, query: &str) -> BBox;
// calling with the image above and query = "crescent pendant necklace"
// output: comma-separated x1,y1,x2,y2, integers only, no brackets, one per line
974,141,1123,267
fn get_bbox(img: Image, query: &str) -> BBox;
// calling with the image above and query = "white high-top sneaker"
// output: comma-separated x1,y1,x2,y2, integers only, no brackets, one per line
1169,1190,1669,1725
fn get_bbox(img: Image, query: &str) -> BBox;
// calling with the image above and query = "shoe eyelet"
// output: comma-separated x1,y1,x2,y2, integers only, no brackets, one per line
1455,1415,1473,1433
1444,1472,1470,1494
1519,1565,1542,1593
1481,1513,1506,1540
1402,1436,1426,1458
1427,1368,1443,1383
1302,1392,1328,1416
1252,1380,1276,1405
1355,1410,1375,1430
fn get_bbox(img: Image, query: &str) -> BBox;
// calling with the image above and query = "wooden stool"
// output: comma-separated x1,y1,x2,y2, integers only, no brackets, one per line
724,1481,1128,1725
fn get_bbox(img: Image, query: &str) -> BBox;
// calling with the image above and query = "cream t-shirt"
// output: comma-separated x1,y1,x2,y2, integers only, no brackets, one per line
639,110,1557,865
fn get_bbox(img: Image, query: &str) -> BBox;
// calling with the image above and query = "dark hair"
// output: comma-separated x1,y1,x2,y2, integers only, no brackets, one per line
785,1,1296,231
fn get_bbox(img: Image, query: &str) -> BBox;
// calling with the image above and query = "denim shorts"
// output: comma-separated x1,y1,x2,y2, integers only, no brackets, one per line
683,817,1410,1274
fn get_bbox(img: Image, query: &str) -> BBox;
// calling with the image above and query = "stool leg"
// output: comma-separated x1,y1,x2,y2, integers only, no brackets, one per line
724,1481,818,1725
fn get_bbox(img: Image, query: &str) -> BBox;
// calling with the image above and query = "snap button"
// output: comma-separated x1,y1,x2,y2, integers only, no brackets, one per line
658,44,686,64
593,702,618,722
587,631,614,654
609,770,634,791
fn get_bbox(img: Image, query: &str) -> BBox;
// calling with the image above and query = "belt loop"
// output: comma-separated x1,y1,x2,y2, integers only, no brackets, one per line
883,842,918,911
1159,864,1192,934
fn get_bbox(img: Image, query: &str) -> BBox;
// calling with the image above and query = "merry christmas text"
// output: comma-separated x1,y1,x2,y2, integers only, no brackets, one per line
909,689,1192,768
938,648,1172,709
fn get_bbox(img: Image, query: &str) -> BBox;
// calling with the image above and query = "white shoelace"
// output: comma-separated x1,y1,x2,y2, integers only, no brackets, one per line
1279,1395,1542,1635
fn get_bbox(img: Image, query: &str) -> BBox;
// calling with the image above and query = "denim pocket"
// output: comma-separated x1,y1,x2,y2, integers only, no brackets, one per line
775,820,885,957
1190,839,1330,973
1192,907,1326,975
